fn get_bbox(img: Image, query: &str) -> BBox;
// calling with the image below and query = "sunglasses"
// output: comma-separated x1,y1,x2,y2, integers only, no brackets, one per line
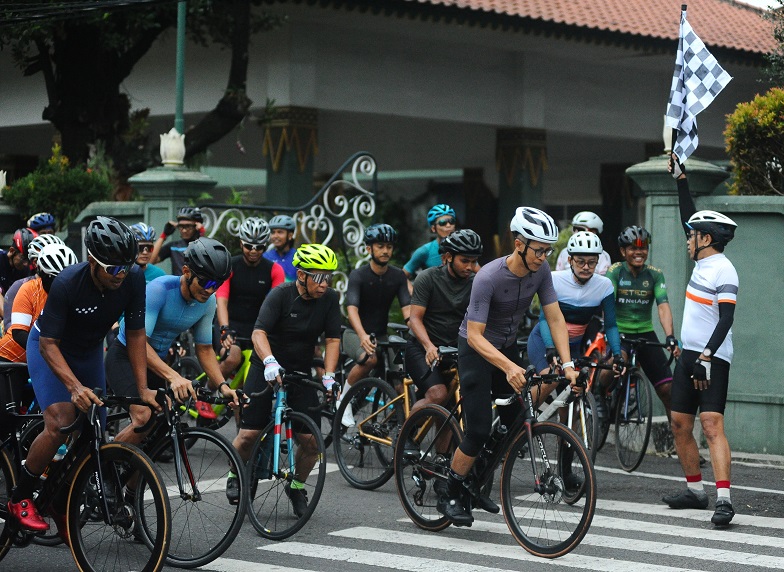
528,245,555,259
194,273,222,291
242,242,265,252
572,257,599,268
436,218,456,227
90,252,133,276
302,271,333,285
178,224,197,230
138,244,153,253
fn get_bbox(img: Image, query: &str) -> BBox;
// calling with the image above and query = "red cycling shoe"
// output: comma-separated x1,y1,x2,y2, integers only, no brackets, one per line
49,507,70,547
195,400,217,420
7,499,49,532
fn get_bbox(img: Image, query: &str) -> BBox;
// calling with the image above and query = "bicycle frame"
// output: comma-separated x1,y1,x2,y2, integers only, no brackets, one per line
537,385,590,449
271,386,296,478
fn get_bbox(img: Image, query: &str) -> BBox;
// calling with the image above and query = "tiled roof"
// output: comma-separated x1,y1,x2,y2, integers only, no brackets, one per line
416,0,775,55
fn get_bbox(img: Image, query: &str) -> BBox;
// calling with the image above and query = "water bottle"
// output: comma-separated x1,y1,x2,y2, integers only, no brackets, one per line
41,443,68,482
484,424,508,456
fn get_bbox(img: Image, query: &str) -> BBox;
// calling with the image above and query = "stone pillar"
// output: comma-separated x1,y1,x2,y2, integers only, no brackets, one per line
495,128,547,253
262,106,318,207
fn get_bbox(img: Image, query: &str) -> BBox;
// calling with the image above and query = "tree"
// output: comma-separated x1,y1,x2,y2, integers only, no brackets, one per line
0,0,283,171
764,1,784,85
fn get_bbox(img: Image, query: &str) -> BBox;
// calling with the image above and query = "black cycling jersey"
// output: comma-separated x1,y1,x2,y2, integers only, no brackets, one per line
0,252,33,295
411,265,473,347
36,262,146,352
158,239,190,276
251,282,341,372
224,254,278,339
345,264,410,337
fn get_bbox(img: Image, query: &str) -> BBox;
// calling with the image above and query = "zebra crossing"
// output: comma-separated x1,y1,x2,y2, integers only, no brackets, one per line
204,496,784,572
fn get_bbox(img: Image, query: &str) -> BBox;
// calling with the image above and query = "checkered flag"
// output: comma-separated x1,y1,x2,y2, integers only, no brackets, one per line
665,8,732,162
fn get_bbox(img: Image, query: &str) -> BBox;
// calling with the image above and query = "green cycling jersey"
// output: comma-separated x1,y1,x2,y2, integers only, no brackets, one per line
605,262,669,334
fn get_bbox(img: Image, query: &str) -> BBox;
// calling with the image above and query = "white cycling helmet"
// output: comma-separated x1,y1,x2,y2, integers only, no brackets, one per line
37,243,78,277
572,211,604,234
686,210,737,246
238,217,271,245
27,234,65,262
567,231,603,255
510,207,559,244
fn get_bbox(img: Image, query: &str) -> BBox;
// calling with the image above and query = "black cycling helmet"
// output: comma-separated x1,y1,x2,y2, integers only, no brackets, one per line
439,229,483,256
183,238,232,282
618,225,651,248
364,223,398,245
13,228,38,257
177,206,203,223
84,217,138,266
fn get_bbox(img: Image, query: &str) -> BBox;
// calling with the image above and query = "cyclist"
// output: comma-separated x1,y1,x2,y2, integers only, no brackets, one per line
27,211,56,235
9,217,149,533
3,234,64,332
151,206,204,275
340,223,410,426
606,226,681,420
263,214,298,281
527,231,624,400
406,229,482,413
230,243,341,515
216,217,285,379
0,228,37,300
555,211,612,275
438,207,579,527
130,222,166,283
663,155,739,527
403,204,457,286
106,238,239,447
0,243,78,406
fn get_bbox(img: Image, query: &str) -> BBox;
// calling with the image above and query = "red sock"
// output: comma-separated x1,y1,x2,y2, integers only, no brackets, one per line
716,480,731,501
686,473,704,492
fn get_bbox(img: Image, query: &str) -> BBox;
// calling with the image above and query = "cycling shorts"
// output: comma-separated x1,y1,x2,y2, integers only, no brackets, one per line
105,339,167,399
621,330,673,388
28,329,105,411
240,362,319,433
526,322,582,374
404,339,451,395
457,336,522,458
671,349,731,415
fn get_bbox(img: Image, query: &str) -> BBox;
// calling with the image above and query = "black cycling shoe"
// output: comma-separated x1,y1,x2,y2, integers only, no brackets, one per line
436,495,474,527
402,437,420,460
225,476,240,505
284,483,308,518
477,494,500,514
662,488,709,509
563,472,584,493
711,500,735,526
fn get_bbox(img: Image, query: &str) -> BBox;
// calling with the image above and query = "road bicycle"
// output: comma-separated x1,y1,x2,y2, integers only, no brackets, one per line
245,370,327,540
393,366,596,559
0,364,172,571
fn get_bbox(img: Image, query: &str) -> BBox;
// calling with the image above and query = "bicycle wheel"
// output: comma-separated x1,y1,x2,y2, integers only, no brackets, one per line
177,356,204,381
500,421,596,558
333,377,403,490
141,427,246,568
316,389,335,449
68,442,171,572
615,372,653,472
247,411,326,540
0,446,17,563
571,391,600,464
393,404,463,532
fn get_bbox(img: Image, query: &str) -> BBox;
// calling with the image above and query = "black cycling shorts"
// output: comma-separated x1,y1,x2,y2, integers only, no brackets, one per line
622,331,673,388
457,336,522,458
404,339,452,396
105,339,167,398
240,362,319,433
670,349,731,415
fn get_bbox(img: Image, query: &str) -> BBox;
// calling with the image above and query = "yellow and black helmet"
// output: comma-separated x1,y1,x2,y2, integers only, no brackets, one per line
293,243,338,271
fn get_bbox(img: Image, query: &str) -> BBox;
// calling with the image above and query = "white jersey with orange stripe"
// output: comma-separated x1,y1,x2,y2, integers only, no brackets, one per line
681,252,739,363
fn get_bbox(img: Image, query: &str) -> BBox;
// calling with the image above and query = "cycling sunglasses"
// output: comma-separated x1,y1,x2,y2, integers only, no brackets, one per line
138,244,153,253
302,271,333,285
242,242,265,252
194,273,223,291
90,253,133,276
435,218,456,227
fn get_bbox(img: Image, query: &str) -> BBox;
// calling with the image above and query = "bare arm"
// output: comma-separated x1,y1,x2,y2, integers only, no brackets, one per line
216,297,229,328
409,304,439,367
323,337,339,373
252,328,274,361
196,343,240,407
657,302,675,338
347,305,375,355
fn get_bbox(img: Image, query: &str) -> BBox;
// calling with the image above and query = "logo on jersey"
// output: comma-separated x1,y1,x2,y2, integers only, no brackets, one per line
619,279,631,286
75,306,99,314
642,280,650,288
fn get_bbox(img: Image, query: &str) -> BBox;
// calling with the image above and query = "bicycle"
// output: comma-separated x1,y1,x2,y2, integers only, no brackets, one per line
393,366,596,559
245,370,327,540
132,385,248,569
0,369,172,571
332,346,460,490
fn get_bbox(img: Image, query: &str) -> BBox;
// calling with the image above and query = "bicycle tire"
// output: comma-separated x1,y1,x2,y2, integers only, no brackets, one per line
141,427,247,568
586,350,612,452
67,442,171,572
0,446,17,563
246,411,326,540
577,390,600,464
615,372,653,472
393,404,463,532
333,377,403,490
176,356,204,381
500,421,596,558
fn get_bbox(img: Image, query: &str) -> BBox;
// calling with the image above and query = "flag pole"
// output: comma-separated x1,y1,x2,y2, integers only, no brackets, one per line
671,4,687,158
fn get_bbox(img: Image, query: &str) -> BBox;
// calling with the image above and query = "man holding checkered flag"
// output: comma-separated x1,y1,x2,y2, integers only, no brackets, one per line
665,4,732,163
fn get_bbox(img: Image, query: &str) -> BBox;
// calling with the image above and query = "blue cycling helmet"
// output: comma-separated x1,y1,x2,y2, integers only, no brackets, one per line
130,222,156,242
27,212,56,231
427,204,456,226
268,214,296,232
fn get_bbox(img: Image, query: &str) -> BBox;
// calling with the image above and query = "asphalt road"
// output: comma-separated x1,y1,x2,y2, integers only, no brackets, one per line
3,441,783,572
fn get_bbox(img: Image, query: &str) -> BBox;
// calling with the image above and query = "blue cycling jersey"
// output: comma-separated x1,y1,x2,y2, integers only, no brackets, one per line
118,274,216,358
263,247,297,281
403,240,442,275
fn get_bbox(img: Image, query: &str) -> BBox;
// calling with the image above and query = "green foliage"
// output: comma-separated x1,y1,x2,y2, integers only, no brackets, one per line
763,2,784,86
550,227,572,267
3,144,112,230
724,87,784,196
